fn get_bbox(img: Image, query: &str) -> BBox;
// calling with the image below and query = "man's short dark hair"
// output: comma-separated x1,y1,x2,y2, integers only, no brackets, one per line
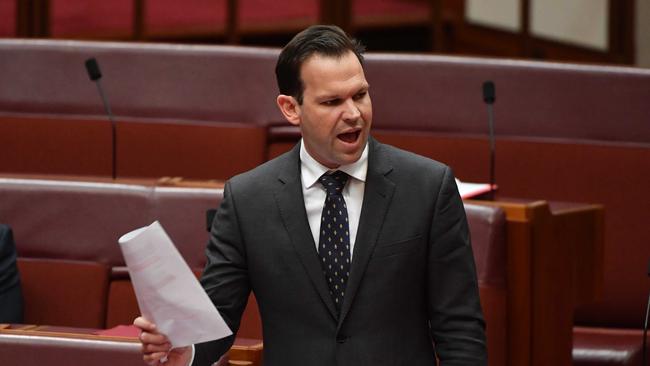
275,25,365,104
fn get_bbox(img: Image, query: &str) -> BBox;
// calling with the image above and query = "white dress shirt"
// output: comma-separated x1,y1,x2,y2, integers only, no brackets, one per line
300,139,368,259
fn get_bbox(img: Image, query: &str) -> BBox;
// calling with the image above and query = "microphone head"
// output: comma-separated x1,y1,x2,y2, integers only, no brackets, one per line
85,58,102,81
483,81,495,104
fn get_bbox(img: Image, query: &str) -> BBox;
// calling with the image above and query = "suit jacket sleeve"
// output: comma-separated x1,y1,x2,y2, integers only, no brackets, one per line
427,167,487,365
193,181,251,366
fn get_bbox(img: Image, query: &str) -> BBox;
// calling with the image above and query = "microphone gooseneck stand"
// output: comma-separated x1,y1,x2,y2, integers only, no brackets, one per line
482,81,496,200
85,58,117,180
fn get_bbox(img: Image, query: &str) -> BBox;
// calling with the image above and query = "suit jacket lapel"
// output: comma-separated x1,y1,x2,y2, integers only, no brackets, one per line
274,144,339,321
338,138,395,327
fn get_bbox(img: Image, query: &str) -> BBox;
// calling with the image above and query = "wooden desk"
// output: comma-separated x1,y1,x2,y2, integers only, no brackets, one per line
467,199,604,366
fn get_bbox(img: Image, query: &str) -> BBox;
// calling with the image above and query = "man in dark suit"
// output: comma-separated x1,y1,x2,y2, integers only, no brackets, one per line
136,25,486,365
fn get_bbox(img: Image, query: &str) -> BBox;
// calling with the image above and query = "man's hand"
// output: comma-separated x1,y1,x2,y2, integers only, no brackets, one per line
133,316,192,366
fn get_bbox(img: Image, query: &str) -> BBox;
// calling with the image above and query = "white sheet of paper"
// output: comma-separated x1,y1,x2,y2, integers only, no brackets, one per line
118,221,232,347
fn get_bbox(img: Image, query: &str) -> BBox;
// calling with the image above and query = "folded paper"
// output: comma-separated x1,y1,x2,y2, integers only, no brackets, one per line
119,221,231,347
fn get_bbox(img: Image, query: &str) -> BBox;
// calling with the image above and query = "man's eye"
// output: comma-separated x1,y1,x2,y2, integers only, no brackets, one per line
323,99,341,106
353,92,367,100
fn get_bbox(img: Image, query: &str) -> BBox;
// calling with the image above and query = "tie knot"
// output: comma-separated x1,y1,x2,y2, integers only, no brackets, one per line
319,171,349,196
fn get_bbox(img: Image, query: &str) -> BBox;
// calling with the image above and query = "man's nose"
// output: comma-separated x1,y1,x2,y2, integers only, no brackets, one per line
342,99,361,122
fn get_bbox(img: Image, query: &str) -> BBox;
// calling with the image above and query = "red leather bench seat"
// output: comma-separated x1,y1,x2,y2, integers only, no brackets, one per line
0,40,281,180
573,327,645,366
464,203,507,366
0,177,222,327
0,177,151,266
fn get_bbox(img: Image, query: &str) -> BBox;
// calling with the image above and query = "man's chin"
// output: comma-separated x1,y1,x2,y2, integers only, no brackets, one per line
335,149,365,166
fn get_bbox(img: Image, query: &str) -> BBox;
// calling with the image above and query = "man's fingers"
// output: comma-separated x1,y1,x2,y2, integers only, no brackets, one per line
140,330,170,346
133,316,157,332
134,316,179,365
143,351,169,364
141,341,172,354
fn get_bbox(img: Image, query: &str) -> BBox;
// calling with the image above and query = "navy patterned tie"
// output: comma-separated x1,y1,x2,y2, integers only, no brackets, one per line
318,171,351,313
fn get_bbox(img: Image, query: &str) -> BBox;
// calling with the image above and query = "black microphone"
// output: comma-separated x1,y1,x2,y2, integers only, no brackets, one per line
643,259,649,366
85,58,102,81
85,58,117,180
482,81,496,200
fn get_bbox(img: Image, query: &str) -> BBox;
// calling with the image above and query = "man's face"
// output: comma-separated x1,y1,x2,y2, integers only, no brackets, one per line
279,51,372,168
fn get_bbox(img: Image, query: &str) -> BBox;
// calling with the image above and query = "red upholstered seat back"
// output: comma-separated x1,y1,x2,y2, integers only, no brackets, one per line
151,186,223,269
17,258,110,328
0,178,151,266
464,203,507,366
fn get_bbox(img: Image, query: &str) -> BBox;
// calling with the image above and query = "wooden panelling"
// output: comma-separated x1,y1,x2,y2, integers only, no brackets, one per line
467,200,604,366
454,0,635,64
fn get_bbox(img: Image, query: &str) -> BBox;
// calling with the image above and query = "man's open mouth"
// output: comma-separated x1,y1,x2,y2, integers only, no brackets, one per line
337,130,360,143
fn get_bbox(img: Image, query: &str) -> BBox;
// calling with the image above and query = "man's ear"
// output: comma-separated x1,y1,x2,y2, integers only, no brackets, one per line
276,94,301,126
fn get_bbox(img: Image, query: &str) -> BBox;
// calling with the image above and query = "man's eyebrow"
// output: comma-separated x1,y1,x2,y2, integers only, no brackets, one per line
316,93,342,101
314,83,370,101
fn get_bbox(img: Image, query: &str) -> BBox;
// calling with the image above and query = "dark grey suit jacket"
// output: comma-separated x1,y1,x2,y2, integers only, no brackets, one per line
194,138,486,365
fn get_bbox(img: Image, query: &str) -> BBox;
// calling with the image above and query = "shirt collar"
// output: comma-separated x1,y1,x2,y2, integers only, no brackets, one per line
300,139,368,189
